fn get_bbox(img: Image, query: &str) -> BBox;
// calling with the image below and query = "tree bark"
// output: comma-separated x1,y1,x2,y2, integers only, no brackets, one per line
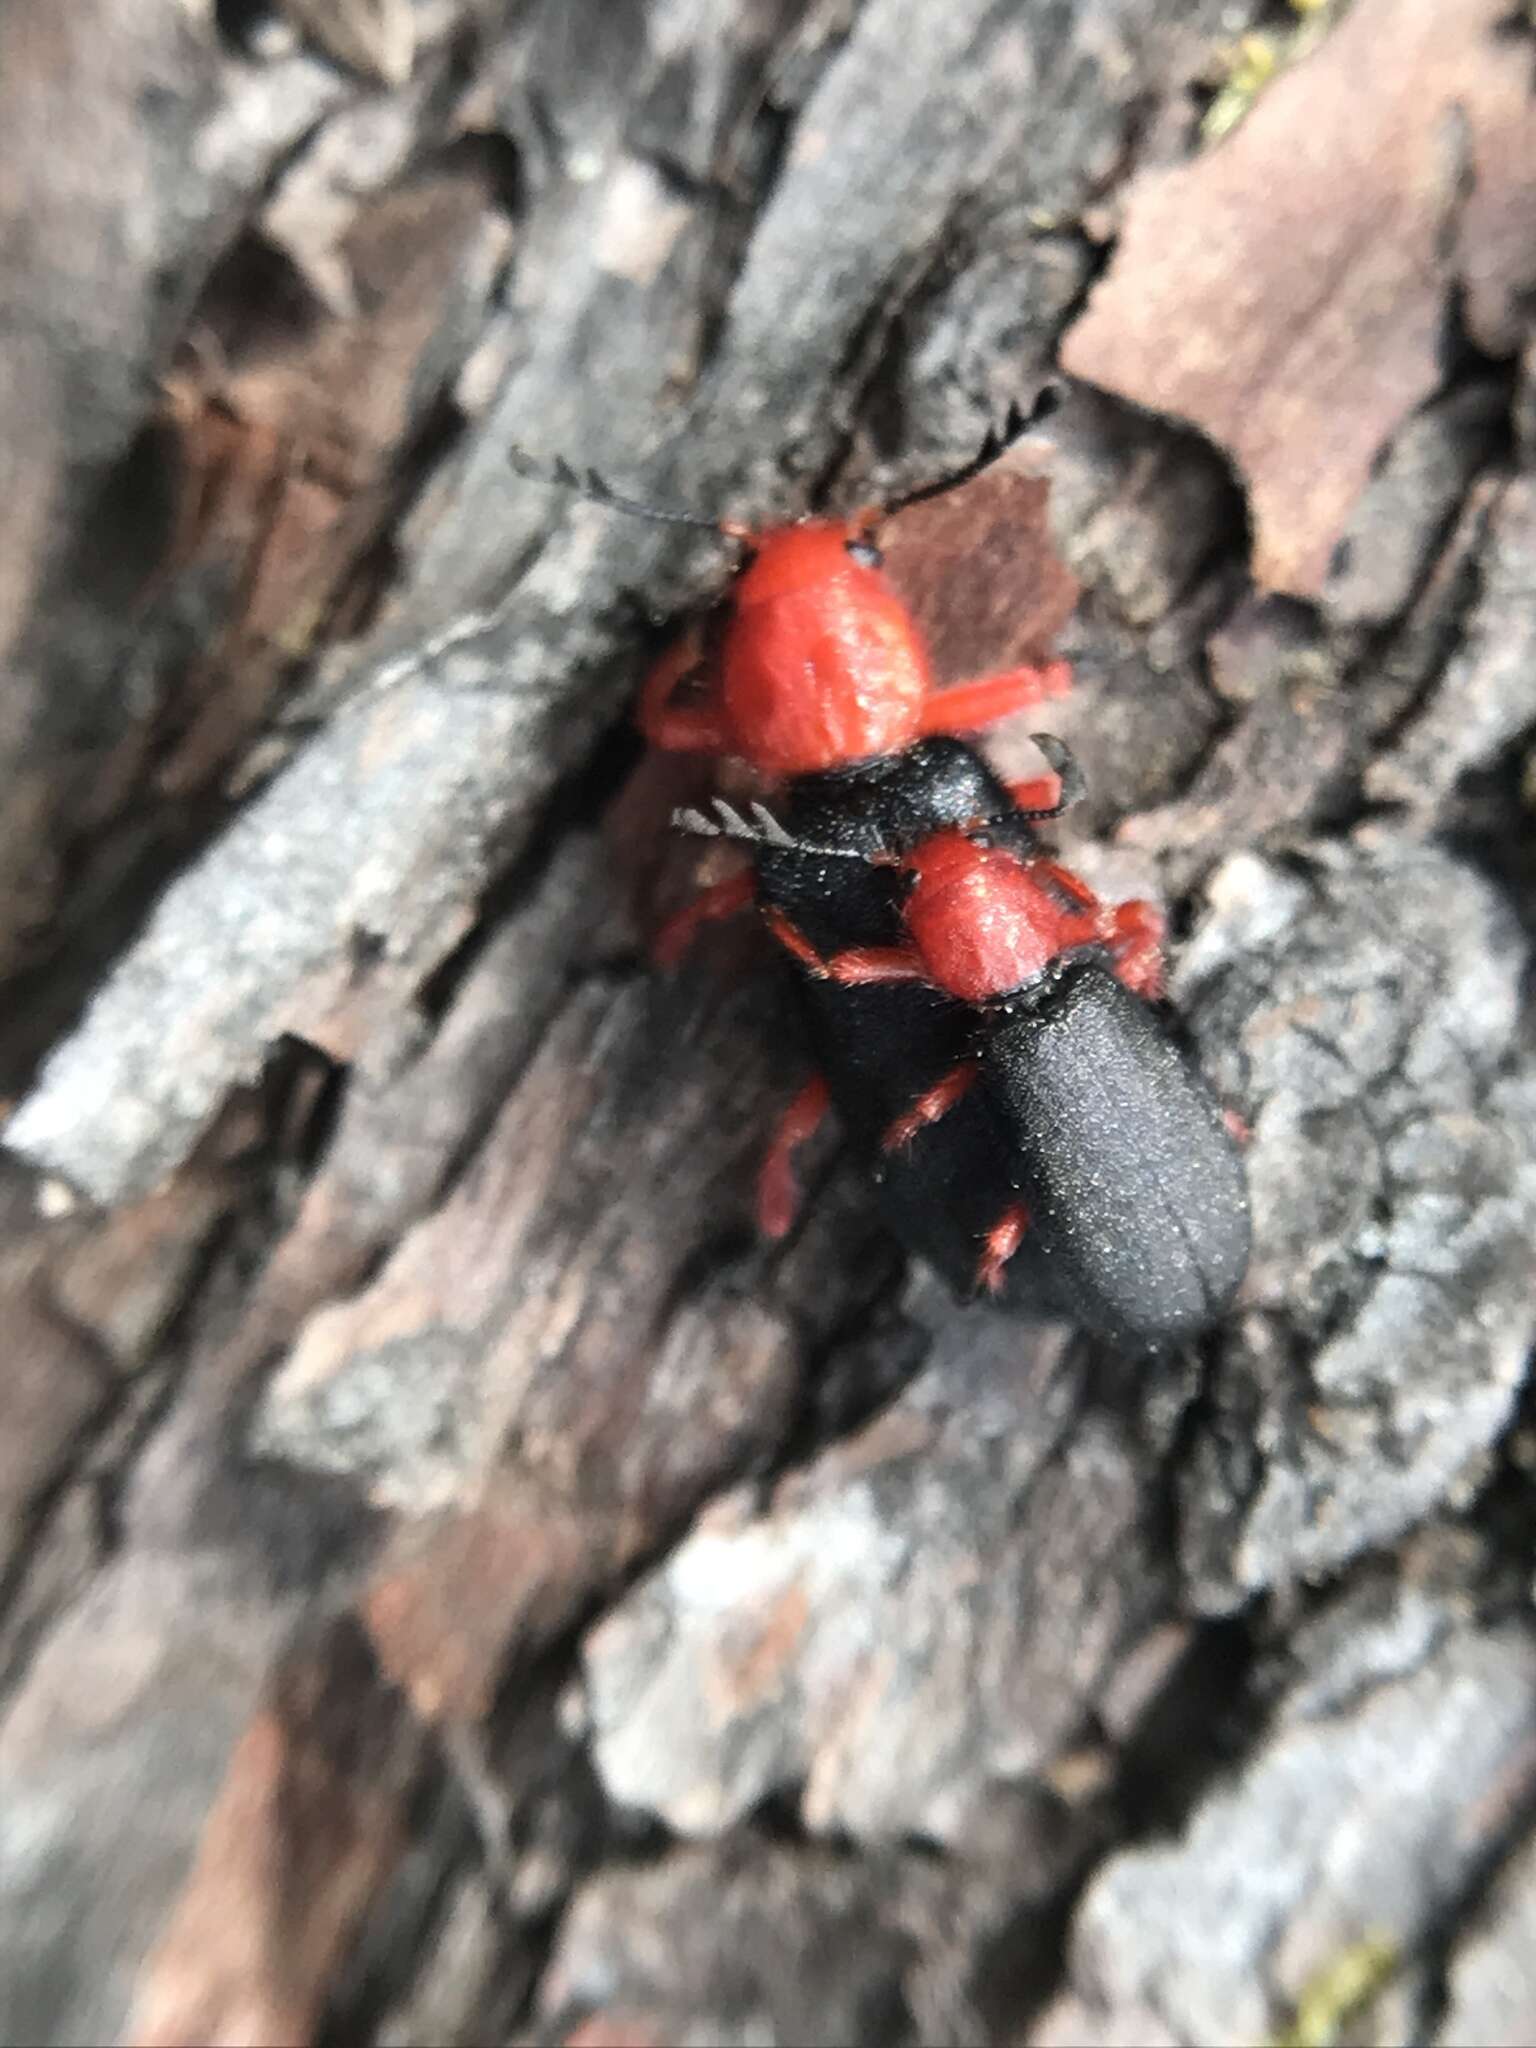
2,3,1535,2044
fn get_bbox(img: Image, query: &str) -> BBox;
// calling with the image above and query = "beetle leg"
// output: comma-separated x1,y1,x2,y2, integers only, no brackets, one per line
821,945,929,986
764,913,927,986
882,1060,978,1152
1003,772,1064,815
1102,897,1166,1000
757,1075,833,1238
1034,856,1100,912
916,658,1071,737
763,908,832,973
636,624,731,753
976,1202,1031,1295
1001,734,1084,821
653,869,756,966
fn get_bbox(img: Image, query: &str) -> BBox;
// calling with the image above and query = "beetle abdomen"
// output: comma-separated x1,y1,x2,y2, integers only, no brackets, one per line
983,962,1250,1346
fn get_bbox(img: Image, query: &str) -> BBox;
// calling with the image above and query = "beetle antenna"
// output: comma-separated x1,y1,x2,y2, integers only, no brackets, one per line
509,447,749,542
881,387,1057,518
1018,733,1086,819
672,798,859,859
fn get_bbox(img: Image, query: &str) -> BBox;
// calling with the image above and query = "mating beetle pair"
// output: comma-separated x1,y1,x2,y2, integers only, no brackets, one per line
517,461,1250,1347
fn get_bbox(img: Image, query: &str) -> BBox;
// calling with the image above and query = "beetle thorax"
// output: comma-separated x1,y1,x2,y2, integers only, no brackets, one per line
904,835,1080,1001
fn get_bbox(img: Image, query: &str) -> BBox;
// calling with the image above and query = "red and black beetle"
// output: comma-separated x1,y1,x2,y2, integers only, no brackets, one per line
722,809,1251,1348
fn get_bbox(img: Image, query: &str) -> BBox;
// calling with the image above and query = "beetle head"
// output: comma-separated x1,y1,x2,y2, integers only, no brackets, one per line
718,517,935,775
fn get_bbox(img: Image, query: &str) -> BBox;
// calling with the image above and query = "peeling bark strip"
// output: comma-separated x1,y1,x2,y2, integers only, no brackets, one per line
2,2,1536,2046
1063,0,1536,597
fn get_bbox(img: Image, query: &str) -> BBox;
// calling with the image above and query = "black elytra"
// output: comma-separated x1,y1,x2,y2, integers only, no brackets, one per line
979,960,1251,1348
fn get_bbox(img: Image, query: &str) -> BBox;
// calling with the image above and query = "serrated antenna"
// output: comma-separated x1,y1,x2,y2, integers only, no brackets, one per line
881,388,1059,519
672,797,805,848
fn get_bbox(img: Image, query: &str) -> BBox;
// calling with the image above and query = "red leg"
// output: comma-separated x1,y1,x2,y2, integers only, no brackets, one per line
823,946,928,986
1028,856,1165,1000
1101,897,1166,1000
976,1202,1030,1295
959,773,1064,833
1035,856,1100,913
1004,772,1064,814
1223,1107,1251,1146
916,659,1071,738
653,869,755,966
636,626,731,753
757,1075,832,1238
764,913,927,986
763,908,831,974
1003,733,1083,819
882,1060,978,1152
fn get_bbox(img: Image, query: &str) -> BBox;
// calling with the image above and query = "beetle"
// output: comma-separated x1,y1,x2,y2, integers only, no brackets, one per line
735,816,1252,1348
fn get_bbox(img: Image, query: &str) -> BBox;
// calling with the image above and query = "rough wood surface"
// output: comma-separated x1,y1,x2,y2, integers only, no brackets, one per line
3,3,1536,2044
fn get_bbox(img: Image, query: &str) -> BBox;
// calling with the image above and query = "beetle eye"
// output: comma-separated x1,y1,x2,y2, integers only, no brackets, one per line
845,535,884,569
